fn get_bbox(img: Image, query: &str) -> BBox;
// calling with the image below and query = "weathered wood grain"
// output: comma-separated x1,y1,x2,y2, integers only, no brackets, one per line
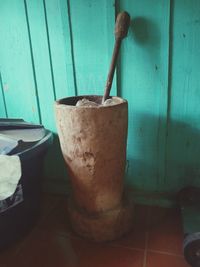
119,0,170,191
0,0,40,123
25,0,56,131
69,0,117,96
165,0,200,191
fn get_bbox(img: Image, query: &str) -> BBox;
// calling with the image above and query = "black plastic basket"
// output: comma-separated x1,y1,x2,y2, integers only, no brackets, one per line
0,128,52,249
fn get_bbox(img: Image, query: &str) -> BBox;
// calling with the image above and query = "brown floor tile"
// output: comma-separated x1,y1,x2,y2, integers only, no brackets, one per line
148,207,184,255
70,237,145,267
36,193,61,225
109,227,146,250
12,230,74,267
134,205,149,229
0,246,18,267
0,239,26,267
40,193,61,214
13,230,144,267
38,195,71,237
0,195,189,267
146,251,190,267
147,206,171,228
109,205,148,250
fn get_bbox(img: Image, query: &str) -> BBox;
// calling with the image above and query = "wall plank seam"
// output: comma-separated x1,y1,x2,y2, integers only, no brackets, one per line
66,0,78,96
114,0,121,97
164,0,174,184
42,0,56,101
0,72,8,117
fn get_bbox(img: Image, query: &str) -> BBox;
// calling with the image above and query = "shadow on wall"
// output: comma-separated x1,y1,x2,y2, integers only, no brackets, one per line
130,17,161,65
126,113,200,193
131,17,160,45
43,116,200,195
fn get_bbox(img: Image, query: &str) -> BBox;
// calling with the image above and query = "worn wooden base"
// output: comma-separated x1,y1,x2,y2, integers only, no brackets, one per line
68,192,134,242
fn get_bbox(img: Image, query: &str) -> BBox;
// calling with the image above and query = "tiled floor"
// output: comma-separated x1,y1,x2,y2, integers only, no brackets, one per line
0,194,190,267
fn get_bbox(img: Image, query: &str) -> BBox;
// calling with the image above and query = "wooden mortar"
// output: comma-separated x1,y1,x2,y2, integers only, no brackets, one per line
55,95,134,241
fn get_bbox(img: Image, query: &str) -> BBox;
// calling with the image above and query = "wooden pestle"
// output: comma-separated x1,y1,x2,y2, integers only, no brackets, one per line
102,11,130,104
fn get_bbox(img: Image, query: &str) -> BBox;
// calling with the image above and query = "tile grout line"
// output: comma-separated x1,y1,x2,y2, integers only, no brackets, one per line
143,231,149,267
147,249,184,258
143,205,151,267
109,244,144,252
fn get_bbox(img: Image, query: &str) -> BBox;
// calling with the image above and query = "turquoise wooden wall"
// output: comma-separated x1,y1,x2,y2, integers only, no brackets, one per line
1,0,200,194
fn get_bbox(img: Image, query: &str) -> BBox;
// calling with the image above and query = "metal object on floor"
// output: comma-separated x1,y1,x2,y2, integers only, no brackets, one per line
179,187,200,267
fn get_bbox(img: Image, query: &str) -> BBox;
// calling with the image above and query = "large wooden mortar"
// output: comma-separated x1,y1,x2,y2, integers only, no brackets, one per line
55,95,134,241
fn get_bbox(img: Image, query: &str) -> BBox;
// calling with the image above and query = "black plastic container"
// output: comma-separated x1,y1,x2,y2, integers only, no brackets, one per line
0,130,52,249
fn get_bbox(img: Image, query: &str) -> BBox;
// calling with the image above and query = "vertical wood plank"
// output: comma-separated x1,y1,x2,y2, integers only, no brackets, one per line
44,0,76,99
25,0,56,131
42,0,76,182
0,0,40,123
69,0,116,96
166,0,200,190
119,0,170,191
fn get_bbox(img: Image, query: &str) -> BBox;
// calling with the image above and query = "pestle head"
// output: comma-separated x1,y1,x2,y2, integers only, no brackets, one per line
115,11,131,40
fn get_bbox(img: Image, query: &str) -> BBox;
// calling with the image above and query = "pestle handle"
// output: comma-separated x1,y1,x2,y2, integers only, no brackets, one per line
115,11,131,40
102,11,130,103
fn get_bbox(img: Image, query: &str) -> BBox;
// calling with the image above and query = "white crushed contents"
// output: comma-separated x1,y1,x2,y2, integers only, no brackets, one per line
76,98,99,107
103,98,119,106
0,155,21,200
76,98,119,107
